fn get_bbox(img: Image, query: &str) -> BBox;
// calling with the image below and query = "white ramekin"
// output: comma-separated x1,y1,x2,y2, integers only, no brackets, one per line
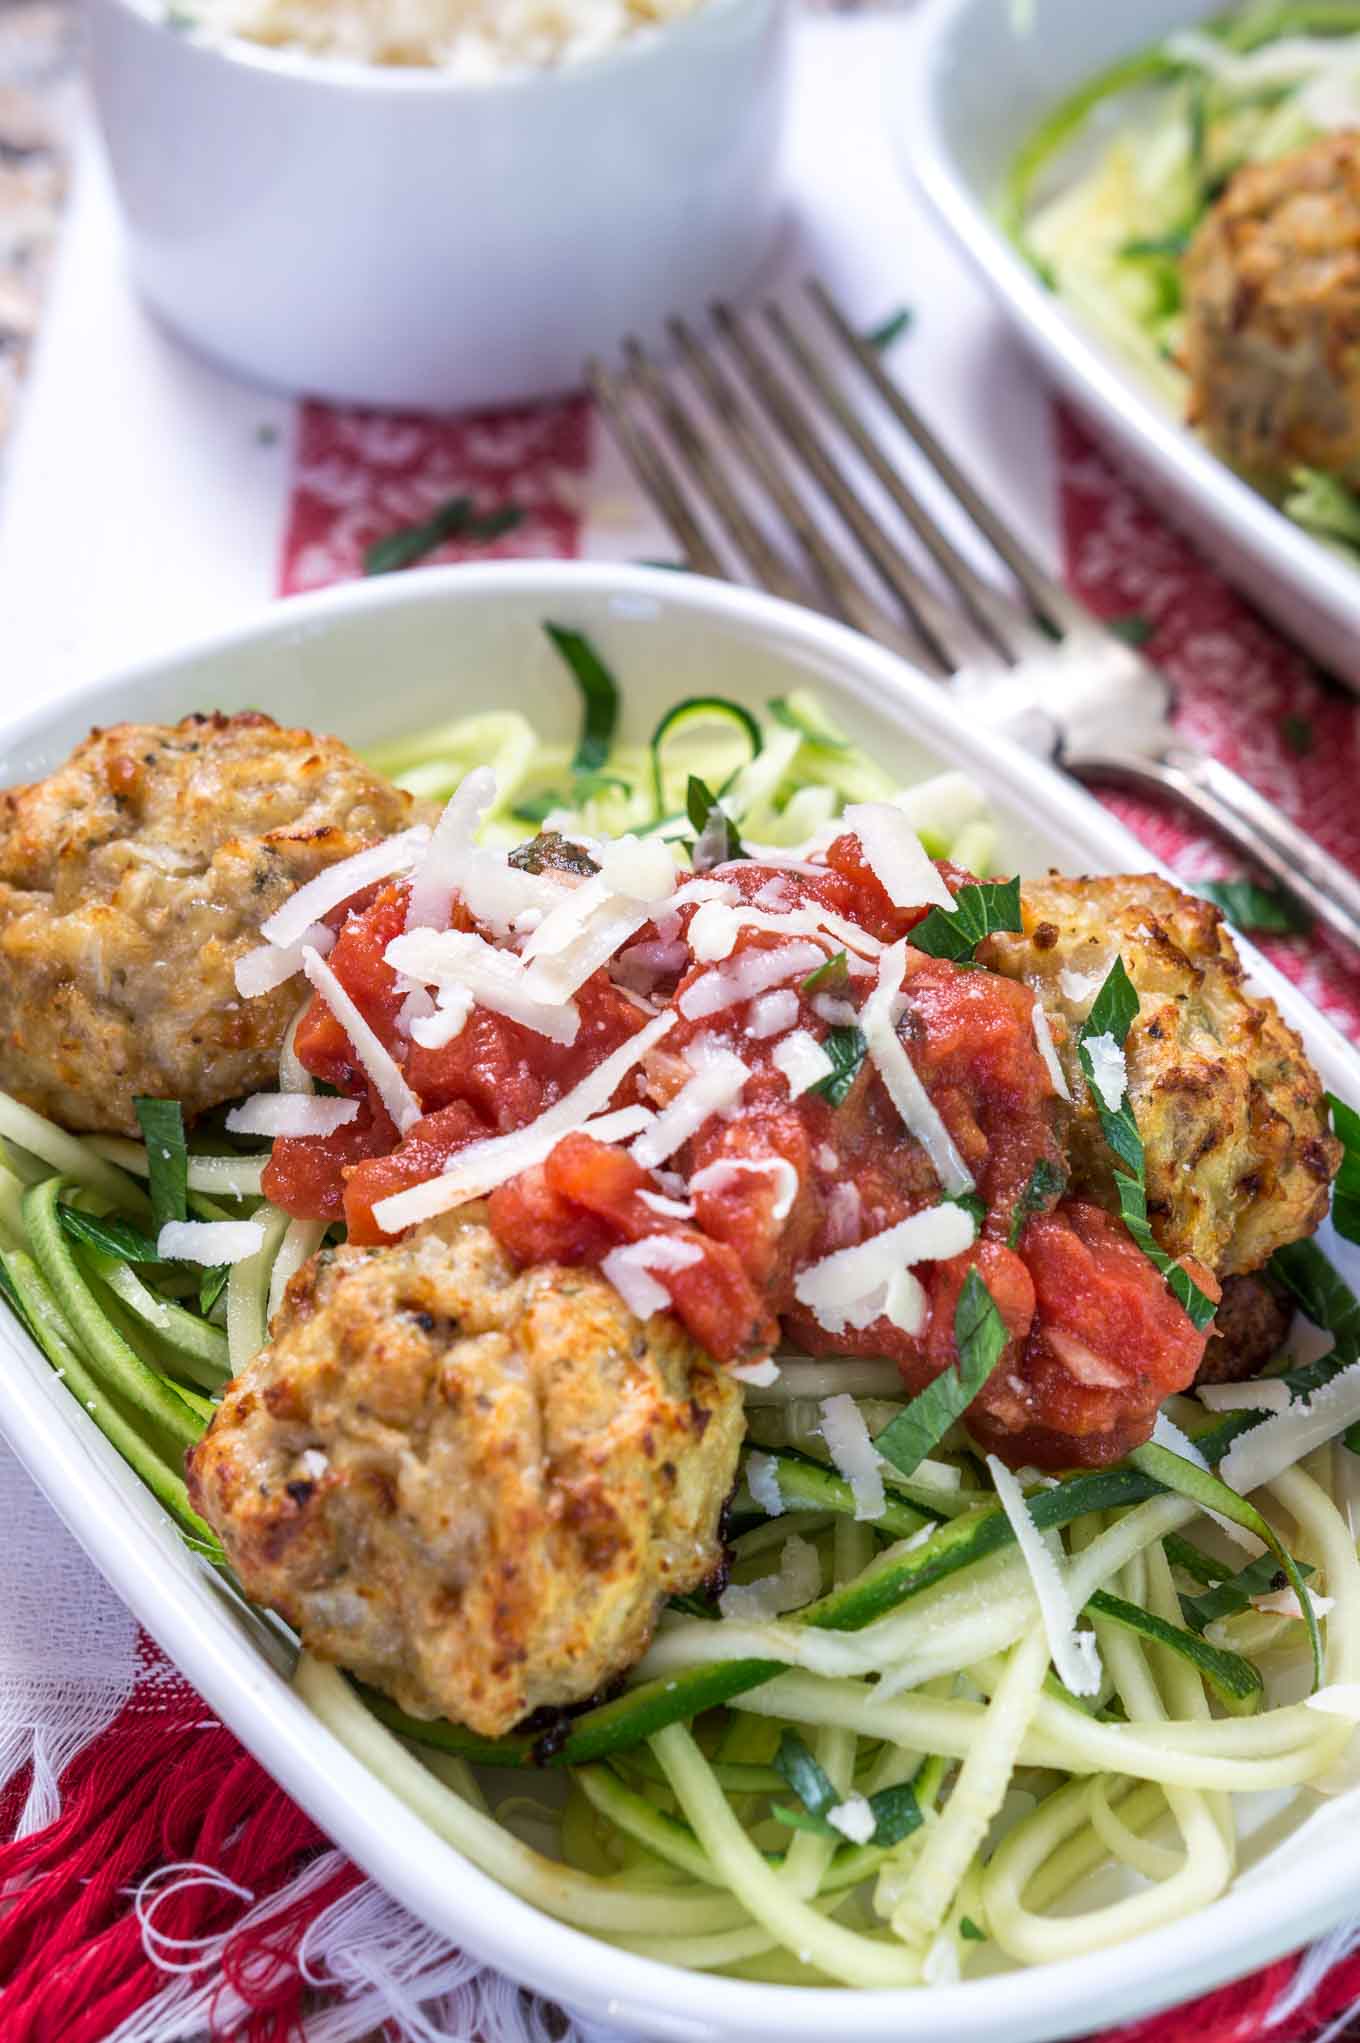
85,0,791,409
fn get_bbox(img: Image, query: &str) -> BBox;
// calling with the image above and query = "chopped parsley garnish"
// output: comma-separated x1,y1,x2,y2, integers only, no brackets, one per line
199,1265,230,1315
910,877,1023,963
960,1917,987,1942
771,1732,923,1848
809,1026,866,1107
57,1206,162,1264
864,306,913,351
362,497,521,575
1179,1549,1309,1634
1075,961,1216,1332
1328,1092,1360,1247
1268,1235,1360,1355
802,950,849,994
874,1268,1008,1478
133,1098,188,1234
547,623,622,777
686,775,748,871
1006,1157,1067,1248
1199,877,1311,935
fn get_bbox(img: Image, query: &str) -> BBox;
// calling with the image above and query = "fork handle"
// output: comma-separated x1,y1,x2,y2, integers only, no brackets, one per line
1065,745,1360,955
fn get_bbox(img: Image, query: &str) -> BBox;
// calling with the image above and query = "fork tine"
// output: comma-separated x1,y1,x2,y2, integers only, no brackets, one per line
586,356,728,578
621,337,807,606
666,315,915,649
805,278,1089,638
713,299,992,676
762,301,1043,666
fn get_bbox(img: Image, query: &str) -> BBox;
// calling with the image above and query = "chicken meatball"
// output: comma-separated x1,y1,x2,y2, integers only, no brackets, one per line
1183,131,1360,485
188,1217,744,1738
0,711,416,1133
981,873,1337,1279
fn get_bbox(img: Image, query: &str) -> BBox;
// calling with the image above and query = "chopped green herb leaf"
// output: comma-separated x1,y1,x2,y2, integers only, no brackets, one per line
864,307,913,351
1007,1157,1067,1248
1121,231,1190,259
199,1265,230,1316
1164,1533,1229,1587
1269,1237,1360,1355
686,776,748,872
1107,612,1155,647
57,1205,162,1264
910,877,1024,963
545,624,622,777
810,1026,867,1108
772,1730,837,1822
1328,1092,1360,1247
802,951,849,994
1076,961,1216,1331
133,1098,188,1234
363,498,521,576
1199,877,1311,935
1180,1549,1307,1633
874,1269,1008,1478
1280,713,1314,757
960,1916,987,1942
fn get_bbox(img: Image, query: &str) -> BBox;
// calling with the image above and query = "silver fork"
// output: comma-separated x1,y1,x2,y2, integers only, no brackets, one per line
589,279,1360,955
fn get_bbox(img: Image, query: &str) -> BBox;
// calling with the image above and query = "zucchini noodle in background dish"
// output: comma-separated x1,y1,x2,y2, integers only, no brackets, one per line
1,623,1360,1992
1006,3,1360,558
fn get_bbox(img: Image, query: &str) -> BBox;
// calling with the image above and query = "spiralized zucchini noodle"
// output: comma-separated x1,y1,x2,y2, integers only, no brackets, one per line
1006,2,1360,555
2,658,1359,1988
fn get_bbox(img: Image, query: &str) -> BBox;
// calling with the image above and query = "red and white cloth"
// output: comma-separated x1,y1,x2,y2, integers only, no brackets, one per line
3,11,1360,2041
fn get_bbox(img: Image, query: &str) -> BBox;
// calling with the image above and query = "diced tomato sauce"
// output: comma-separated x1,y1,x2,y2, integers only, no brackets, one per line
262,835,1213,1462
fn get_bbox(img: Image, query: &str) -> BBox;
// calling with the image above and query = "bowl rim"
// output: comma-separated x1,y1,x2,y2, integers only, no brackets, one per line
4,558,1360,2042
91,0,768,97
895,0,1360,654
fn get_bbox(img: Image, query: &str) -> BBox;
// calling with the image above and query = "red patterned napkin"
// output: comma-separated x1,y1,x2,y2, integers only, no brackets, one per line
2,393,1359,2043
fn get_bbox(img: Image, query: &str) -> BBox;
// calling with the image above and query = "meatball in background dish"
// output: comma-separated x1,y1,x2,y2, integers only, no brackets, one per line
0,711,416,1133
188,1218,744,1739
984,872,1339,1280
1183,131,1360,487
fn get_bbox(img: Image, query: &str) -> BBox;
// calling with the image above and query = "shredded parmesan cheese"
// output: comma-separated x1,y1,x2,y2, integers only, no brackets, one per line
728,1357,780,1387
224,1094,360,1138
1083,1031,1128,1114
826,1795,876,1845
862,942,974,1196
302,946,422,1135
260,826,430,950
745,1451,785,1516
387,926,581,1044
771,1031,835,1098
1196,1378,1293,1414
718,1533,820,1621
748,988,801,1039
1220,1361,1360,1496
842,801,953,911
1030,1000,1073,1102
235,923,336,998
156,1219,265,1265
679,942,825,1022
818,1393,886,1521
987,1454,1103,1698
371,1012,676,1231
793,1204,974,1334
690,1156,799,1221
630,1050,750,1168
601,1235,702,1319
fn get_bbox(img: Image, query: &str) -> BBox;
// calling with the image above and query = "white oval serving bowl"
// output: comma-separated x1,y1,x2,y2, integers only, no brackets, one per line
2,561,1359,2041
84,0,791,410
896,0,1360,693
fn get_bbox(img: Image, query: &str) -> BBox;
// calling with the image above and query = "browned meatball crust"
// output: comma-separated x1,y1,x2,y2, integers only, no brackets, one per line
982,873,1338,1280
1183,131,1360,485
1197,1273,1294,1385
188,1218,744,1738
0,711,415,1133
